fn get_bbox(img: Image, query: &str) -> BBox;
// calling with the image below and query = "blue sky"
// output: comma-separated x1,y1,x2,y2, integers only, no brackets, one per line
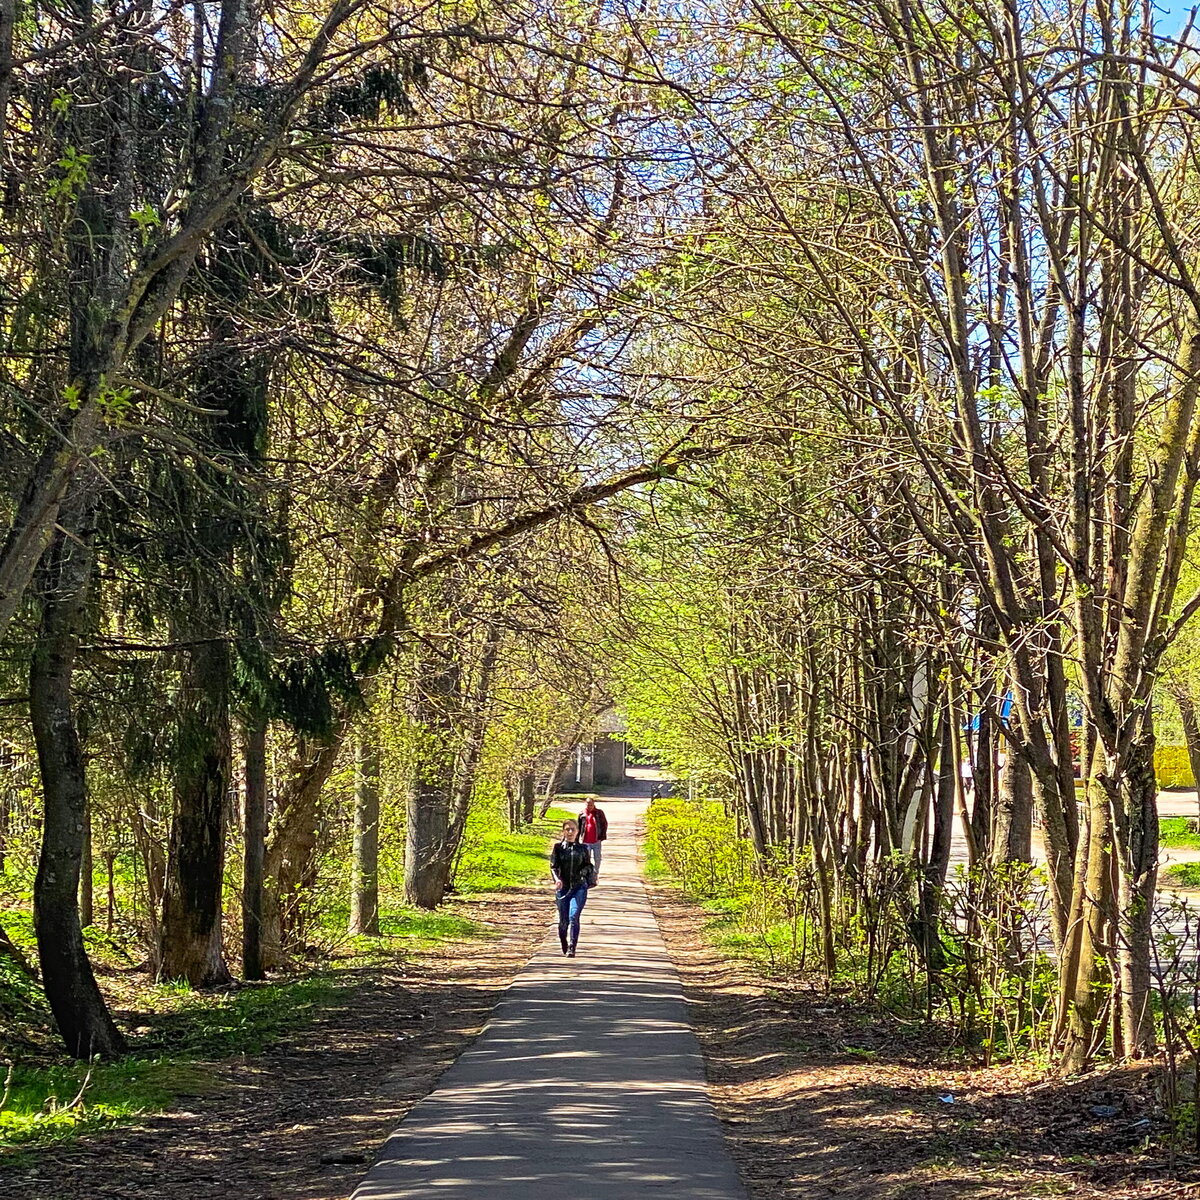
1161,2,1198,34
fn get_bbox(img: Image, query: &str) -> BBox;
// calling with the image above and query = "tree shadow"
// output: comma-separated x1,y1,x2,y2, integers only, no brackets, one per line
652,887,1194,1199
0,889,547,1200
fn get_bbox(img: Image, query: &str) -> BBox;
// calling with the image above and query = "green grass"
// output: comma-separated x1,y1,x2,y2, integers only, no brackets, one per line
377,909,486,940
1161,861,1200,889
704,907,808,973
1160,817,1200,849
454,806,575,892
0,952,52,1056
701,895,748,920
0,908,34,956
135,972,353,1058
313,901,490,950
0,973,352,1153
642,834,670,881
0,1059,222,1149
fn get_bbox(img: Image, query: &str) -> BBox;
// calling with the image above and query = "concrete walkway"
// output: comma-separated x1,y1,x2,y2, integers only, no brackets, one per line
352,783,748,1200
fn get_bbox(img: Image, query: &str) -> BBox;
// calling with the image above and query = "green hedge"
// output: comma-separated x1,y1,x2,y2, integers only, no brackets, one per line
1156,745,1195,789
644,798,754,896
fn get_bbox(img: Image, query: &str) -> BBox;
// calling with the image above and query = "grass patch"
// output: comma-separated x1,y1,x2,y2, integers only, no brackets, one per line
454,806,575,893
314,901,491,950
705,909,808,974
701,895,748,920
1160,817,1200,850
0,1059,221,1150
1162,861,1200,889
134,972,352,1059
378,909,487,942
642,833,671,881
0,973,352,1153
0,952,53,1057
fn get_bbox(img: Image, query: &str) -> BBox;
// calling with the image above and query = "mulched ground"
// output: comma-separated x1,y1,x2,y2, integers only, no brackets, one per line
647,883,1200,1200
0,886,549,1200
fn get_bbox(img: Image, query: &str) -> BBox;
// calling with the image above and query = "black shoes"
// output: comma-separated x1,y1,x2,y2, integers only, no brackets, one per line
559,933,568,955
567,947,577,958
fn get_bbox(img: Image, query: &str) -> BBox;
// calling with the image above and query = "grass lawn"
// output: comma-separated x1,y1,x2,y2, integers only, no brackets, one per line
454,806,575,893
1158,816,1200,850
0,971,352,1151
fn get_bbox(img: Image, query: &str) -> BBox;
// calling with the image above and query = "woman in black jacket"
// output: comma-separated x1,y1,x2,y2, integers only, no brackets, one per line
550,818,594,957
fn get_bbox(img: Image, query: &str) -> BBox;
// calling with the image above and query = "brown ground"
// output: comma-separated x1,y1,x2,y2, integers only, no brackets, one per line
11,868,1200,1200
0,886,547,1200
648,883,1200,1200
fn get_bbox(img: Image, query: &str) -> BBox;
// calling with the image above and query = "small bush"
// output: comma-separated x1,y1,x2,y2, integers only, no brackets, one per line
647,798,1057,1060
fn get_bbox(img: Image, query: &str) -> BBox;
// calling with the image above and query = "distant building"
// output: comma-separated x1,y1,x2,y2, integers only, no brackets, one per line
557,708,628,789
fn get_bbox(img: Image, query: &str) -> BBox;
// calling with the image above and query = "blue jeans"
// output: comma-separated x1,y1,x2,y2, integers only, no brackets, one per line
584,842,602,871
556,883,589,949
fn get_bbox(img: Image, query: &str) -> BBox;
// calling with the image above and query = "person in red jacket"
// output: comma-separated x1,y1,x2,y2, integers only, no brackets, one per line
577,796,608,883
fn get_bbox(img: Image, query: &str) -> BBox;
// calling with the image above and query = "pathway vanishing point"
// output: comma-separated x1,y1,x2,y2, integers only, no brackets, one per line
351,779,748,1200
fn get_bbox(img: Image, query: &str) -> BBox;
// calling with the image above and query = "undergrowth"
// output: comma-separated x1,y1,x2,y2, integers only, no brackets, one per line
645,797,1057,1061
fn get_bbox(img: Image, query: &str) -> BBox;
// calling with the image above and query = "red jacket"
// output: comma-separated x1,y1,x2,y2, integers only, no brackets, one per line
577,807,607,843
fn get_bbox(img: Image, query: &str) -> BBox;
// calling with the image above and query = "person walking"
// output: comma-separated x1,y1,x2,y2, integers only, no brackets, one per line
576,796,608,883
550,818,593,957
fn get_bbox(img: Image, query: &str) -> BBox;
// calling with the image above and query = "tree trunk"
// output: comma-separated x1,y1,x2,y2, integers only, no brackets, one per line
29,527,126,1059
0,0,15,179
79,799,93,929
505,778,519,831
970,702,995,857
158,636,233,987
1114,726,1159,1058
406,776,452,909
1057,762,1113,1074
406,652,460,909
519,771,535,825
913,707,953,977
349,734,381,936
929,701,957,887
242,713,268,980
538,733,581,817
992,749,1033,864
104,850,116,933
1171,684,1200,811
132,791,167,942
261,733,344,966
0,778,8,874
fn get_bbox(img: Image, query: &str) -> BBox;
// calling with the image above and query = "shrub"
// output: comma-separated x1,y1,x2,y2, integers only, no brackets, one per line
647,797,1058,1059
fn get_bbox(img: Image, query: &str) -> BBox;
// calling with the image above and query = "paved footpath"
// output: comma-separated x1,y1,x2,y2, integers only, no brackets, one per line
352,787,748,1200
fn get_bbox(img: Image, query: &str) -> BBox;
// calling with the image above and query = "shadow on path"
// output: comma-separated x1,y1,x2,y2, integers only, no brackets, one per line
353,780,748,1200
